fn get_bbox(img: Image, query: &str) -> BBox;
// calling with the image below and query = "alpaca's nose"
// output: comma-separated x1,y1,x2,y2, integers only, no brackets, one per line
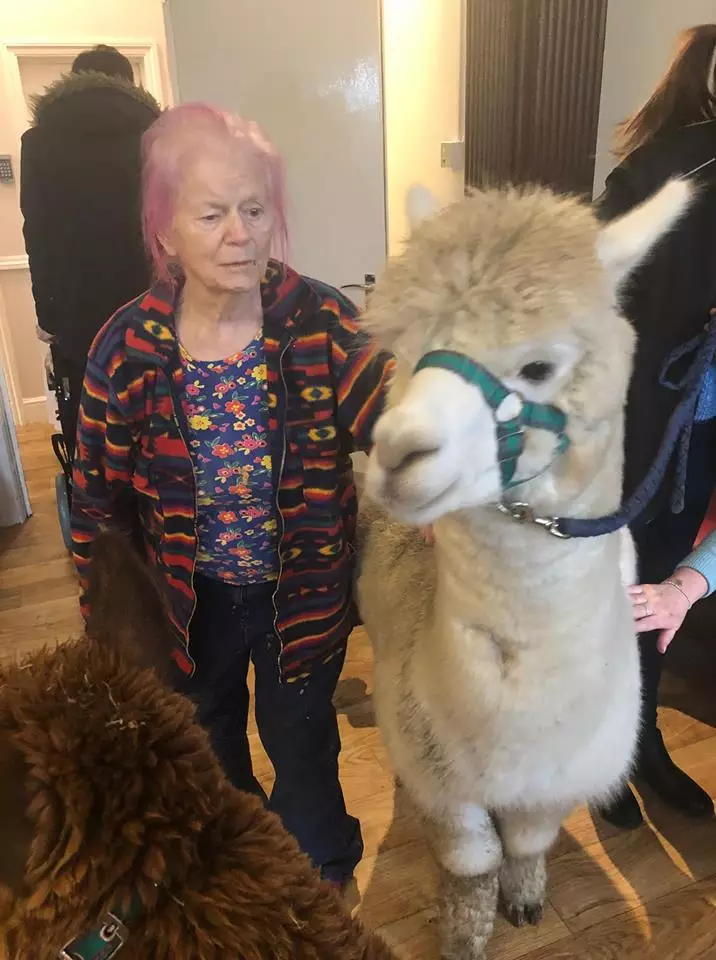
373,411,443,473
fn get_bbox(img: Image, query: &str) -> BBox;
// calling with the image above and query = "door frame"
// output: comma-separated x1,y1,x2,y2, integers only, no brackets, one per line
0,39,166,425
0,40,165,133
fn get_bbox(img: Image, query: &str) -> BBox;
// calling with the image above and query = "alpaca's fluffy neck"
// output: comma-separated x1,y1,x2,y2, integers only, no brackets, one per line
430,419,626,644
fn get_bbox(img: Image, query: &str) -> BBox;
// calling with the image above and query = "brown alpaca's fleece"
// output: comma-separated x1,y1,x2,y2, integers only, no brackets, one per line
0,638,394,960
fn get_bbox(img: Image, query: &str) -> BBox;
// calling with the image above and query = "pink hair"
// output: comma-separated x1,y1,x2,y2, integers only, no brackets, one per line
141,102,289,284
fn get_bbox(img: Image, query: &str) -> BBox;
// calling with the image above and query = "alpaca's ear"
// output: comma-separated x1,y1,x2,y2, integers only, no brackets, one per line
0,737,32,894
406,183,442,231
86,531,177,681
597,178,693,288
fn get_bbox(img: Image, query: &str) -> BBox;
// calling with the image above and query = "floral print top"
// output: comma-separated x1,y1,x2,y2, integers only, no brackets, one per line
179,335,279,584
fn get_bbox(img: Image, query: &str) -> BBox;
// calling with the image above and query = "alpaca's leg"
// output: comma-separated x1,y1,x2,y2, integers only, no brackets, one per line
496,806,567,928
438,866,499,960
425,806,503,960
498,853,546,927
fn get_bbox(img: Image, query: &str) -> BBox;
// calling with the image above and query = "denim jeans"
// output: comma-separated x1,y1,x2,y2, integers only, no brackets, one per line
173,572,363,883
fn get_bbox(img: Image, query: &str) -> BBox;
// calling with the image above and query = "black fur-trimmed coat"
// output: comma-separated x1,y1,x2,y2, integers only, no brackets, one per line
20,71,161,367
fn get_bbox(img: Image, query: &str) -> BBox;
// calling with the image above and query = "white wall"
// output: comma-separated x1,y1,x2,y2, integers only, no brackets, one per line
381,0,465,255
594,1,716,195
0,0,171,423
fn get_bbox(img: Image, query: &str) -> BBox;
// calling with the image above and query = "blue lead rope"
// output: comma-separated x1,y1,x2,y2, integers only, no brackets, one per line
556,315,716,539
412,322,716,541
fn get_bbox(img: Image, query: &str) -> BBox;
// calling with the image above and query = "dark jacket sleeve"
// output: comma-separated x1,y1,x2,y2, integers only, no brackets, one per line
70,343,136,616
328,299,395,453
595,161,640,223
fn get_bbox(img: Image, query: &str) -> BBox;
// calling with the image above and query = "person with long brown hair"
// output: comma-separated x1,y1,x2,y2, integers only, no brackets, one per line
597,24,716,829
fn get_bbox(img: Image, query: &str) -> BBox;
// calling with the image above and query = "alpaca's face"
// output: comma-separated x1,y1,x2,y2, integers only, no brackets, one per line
363,181,692,526
366,333,582,525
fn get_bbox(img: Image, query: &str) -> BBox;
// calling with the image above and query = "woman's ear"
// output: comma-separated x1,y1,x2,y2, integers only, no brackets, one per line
158,231,177,260
0,737,32,894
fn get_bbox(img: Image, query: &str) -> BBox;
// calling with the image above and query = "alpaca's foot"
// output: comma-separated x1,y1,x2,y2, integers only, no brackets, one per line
438,867,498,960
499,854,546,929
503,900,544,928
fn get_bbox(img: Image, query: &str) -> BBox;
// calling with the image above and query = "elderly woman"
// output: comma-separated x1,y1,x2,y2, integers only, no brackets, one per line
70,103,393,888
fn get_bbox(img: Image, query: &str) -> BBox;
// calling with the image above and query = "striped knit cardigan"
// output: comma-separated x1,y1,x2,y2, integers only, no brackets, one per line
71,261,395,681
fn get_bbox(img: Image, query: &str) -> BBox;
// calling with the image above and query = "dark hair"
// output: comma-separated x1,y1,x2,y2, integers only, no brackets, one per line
71,45,134,83
614,24,716,160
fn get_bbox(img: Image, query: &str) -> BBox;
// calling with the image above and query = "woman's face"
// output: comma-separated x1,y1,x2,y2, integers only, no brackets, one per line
162,144,276,295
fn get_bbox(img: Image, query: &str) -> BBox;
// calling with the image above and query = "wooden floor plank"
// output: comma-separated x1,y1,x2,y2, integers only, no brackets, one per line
4,424,716,960
519,875,716,959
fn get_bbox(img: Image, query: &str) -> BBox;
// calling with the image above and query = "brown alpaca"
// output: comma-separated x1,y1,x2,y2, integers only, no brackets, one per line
0,533,394,960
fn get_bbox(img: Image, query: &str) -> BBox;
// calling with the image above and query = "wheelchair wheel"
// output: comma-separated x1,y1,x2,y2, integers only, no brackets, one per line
51,432,71,477
55,473,73,553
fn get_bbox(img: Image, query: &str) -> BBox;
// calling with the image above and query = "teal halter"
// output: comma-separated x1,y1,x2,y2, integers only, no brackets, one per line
60,893,142,960
413,349,570,489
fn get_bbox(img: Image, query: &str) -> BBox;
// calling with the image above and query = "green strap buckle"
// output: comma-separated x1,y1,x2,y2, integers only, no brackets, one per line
60,911,128,960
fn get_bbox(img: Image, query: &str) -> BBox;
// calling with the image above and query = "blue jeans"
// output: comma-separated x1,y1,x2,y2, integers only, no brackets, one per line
173,572,363,883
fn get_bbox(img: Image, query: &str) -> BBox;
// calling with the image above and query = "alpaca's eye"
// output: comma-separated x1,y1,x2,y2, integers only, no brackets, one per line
518,361,555,384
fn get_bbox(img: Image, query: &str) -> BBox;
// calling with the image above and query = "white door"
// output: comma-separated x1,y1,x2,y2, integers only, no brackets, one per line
165,0,387,294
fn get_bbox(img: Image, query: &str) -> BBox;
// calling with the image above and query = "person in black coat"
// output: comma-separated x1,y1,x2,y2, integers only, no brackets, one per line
20,45,161,461
597,24,716,829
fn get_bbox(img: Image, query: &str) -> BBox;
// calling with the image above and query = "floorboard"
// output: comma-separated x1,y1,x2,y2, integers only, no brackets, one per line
3,423,716,958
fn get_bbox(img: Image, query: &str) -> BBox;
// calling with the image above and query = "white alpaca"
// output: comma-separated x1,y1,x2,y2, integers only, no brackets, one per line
356,181,691,959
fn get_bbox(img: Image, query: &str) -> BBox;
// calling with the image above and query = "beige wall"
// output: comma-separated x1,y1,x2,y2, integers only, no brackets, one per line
381,0,465,256
594,1,716,196
0,0,171,423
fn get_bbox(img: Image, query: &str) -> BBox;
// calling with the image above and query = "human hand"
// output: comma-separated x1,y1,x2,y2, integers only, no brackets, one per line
420,526,435,544
628,581,690,653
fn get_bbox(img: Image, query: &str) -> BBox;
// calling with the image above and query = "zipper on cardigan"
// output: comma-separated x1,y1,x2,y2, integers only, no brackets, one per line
167,366,200,670
272,336,293,686
180,406,200,653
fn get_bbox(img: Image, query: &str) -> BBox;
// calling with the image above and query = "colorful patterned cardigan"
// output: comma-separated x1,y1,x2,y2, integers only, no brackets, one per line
71,261,395,680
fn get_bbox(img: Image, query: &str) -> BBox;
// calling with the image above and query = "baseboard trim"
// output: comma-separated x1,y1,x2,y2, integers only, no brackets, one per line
22,395,50,424
0,254,30,271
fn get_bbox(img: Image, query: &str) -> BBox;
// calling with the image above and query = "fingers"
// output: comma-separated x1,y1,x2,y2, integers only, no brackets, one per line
628,586,651,616
630,582,684,648
633,599,654,620
657,629,677,654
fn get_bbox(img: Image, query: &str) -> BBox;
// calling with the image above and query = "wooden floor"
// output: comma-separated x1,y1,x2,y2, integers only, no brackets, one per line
4,424,716,958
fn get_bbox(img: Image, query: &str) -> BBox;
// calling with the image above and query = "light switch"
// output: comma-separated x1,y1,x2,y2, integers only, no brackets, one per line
440,141,465,172
0,156,14,184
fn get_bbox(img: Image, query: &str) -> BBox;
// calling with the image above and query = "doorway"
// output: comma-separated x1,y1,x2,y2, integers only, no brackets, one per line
0,39,167,428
